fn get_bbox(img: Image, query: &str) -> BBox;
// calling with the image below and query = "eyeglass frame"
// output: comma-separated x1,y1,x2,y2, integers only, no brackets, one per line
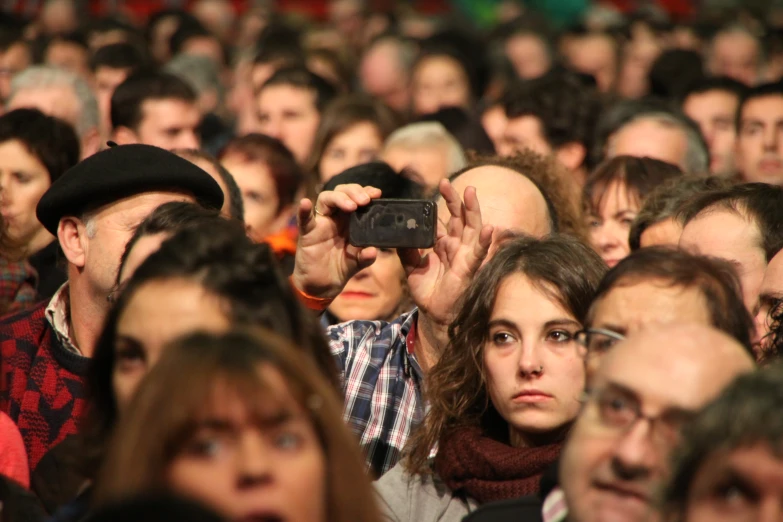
575,327,626,355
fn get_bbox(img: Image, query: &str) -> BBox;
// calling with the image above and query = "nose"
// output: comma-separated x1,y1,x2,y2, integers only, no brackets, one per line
610,421,657,481
179,131,200,150
518,341,545,377
594,223,623,251
235,432,273,489
263,118,282,139
764,125,779,152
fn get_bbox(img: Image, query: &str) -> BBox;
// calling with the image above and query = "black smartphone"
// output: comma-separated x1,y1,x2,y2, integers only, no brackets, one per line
349,199,437,249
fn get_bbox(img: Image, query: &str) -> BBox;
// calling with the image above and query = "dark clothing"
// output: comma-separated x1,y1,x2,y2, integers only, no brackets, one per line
0,302,89,470
31,436,87,515
0,475,47,522
462,496,544,522
27,241,66,301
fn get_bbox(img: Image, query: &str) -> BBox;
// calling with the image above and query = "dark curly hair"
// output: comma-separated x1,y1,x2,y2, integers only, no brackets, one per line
503,68,604,170
81,219,337,479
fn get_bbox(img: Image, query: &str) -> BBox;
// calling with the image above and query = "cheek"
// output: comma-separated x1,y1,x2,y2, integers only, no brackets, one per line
167,458,234,511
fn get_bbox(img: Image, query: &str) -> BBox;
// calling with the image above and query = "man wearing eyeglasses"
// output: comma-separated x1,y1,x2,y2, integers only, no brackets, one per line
464,327,755,522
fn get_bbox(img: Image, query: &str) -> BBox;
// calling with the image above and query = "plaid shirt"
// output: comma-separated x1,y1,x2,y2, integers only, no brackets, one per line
327,310,425,476
542,487,568,522
0,258,37,314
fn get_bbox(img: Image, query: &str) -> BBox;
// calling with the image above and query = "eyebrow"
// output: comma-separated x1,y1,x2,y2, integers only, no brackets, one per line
601,380,697,418
488,317,581,331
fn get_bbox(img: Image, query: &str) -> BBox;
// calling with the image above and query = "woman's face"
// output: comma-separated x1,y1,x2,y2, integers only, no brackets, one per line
412,55,472,116
483,273,585,444
221,154,287,241
113,279,231,413
167,367,327,522
0,139,53,253
327,248,406,322
587,180,640,268
318,121,383,184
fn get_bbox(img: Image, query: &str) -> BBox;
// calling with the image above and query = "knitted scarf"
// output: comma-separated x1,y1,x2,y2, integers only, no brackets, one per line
433,426,562,504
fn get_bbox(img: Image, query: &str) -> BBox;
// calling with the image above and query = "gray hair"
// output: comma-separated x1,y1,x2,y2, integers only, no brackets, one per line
608,112,709,175
383,122,467,177
9,65,99,137
164,54,224,104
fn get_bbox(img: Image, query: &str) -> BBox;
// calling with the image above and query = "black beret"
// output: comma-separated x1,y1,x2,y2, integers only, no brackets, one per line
36,144,224,234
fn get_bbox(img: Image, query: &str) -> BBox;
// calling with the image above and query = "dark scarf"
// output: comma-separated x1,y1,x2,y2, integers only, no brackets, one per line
433,426,562,504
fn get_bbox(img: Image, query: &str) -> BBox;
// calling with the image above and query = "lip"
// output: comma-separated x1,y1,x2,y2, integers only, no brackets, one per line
593,480,650,504
759,159,783,171
604,258,620,268
236,513,285,522
339,291,374,299
512,389,553,403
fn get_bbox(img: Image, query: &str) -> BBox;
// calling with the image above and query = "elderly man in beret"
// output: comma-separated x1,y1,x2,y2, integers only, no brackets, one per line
0,144,224,469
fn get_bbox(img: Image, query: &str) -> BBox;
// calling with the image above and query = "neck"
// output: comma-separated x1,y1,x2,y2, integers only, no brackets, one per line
509,423,571,449
25,229,55,257
67,277,109,358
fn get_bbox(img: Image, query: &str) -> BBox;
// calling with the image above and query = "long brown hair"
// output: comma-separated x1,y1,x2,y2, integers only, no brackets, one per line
93,328,382,522
405,235,607,473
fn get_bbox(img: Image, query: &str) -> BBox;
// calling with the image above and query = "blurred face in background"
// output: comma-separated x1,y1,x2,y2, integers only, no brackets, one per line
95,66,132,134
45,39,90,79
683,89,739,176
328,248,406,322
0,139,53,254
411,55,471,116
563,33,617,93
257,85,320,164
587,180,639,268
382,143,450,190
318,121,383,183
0,41,30,103
616,37,661,99
609,120,689,172
119,98,201,151
505,33,551,80
221,154,290,241
735,94,783,185
708,31,763,87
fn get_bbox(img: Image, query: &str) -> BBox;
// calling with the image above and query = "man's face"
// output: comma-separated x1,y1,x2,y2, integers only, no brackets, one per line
684,444,783,522
709,32,762,87
45,40,90,79
736,94,783,184
683,90,739,176
499,115,553,159
257,85,320,164
95,66,131,133
135,98,201,151
560,327,754,522
609,120,689,172
80,192,193,298
0,42,30,103
440,165,552,258
679,209,767,314
359,43,409,113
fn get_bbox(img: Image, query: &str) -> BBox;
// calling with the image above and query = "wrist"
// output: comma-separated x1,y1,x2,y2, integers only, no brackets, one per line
289,275,335,311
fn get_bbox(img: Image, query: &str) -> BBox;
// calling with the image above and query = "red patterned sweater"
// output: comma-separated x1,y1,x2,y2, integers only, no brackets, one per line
0,302,89,470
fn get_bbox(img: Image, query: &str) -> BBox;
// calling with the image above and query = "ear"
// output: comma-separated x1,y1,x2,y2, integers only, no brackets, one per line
58,216,89,269
111,126,139,146
555,142,587,172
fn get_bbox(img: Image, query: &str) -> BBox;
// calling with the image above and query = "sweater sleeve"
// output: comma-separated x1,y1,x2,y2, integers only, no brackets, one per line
0,412,30,488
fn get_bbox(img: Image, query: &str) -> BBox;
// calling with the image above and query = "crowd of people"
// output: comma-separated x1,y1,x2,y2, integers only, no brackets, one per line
2,0,783,521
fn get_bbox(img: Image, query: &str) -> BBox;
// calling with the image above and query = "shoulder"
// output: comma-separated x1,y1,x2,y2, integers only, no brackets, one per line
375,463,473,522
327,310,417,355
0,301,49,338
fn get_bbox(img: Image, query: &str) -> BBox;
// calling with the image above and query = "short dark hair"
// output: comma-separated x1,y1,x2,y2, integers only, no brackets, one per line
648,49,704,100
417,107,495,155
415,28,489,102
629,176,736,251
117,201,222,286
253,23,304,68
220,133,305,212
583,155,684,217
736,81,783,131
85,220,337,478
258,66,338,113
0,108,80,183
680,75,749,106
663,365,783,520
110,71,196,130
503,69,603,168
678,183,783,262
173,149,244,222
169,17,227,65
90,42,150,73
588,247,755,354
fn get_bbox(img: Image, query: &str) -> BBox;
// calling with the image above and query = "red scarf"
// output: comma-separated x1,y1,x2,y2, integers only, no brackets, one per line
434,426,562,504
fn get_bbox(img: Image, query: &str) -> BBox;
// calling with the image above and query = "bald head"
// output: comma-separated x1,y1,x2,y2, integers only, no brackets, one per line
442,165,553,244
561,323,754,522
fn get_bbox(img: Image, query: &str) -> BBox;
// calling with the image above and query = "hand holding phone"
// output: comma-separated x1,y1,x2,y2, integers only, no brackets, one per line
348,199,437,249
